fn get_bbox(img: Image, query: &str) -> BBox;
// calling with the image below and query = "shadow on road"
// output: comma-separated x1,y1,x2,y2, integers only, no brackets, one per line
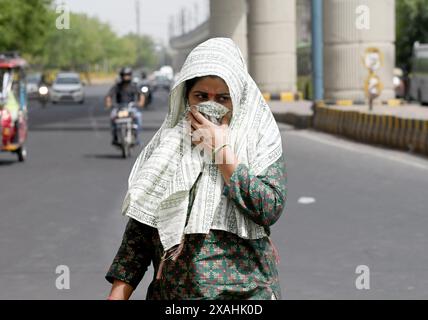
29,126,111,132
29,126,161,132
0,159,17,166
278,124,302,132
83,153,134,160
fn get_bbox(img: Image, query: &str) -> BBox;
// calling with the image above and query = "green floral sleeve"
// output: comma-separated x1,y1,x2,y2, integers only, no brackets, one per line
223,156,287,228
105,218,155,289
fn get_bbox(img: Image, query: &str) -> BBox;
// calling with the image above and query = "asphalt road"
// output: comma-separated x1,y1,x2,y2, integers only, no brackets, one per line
0,85,427,300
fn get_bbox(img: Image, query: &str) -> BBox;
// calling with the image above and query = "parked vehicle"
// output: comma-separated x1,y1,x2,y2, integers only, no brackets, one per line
151,66,174,92
152,74,172,91
0,52,28,162
409,42,428,104
393,68,405,99
50,72,85,104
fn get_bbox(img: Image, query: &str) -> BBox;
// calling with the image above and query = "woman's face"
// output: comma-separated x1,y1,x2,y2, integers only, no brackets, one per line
187,76,232,111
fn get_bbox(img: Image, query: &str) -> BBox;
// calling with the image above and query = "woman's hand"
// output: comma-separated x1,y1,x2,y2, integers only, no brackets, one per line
186,105,230,152
187,105,238,185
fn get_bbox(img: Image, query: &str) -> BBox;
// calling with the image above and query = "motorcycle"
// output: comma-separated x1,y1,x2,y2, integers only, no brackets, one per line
38,85,49,107
111,102,139,159
140,84,152,106
138,78,152,108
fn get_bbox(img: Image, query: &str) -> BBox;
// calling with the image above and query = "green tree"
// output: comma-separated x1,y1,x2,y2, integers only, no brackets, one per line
40,14,160,72
396,0,428,73
121,33,159,69
0,2,160,74
0,0,53,56
41,13,111,70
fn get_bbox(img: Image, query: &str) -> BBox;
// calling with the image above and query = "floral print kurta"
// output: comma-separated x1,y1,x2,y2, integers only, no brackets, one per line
106,156,287,300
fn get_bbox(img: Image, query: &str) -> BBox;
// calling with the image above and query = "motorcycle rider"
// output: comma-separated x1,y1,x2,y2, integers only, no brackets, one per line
105,67,145,145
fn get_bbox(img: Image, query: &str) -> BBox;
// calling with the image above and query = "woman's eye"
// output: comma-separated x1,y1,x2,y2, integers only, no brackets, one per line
218,96,230,103
195,94,208,101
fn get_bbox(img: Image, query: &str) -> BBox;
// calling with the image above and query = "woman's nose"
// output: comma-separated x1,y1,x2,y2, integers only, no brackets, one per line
207,93,216,101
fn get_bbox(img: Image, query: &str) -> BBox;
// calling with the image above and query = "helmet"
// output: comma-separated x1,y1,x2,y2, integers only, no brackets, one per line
119,67,133,78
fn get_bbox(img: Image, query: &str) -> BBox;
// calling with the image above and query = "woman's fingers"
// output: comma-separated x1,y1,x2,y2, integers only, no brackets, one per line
187,112,201,130
187,109,229,150
187,114,207,147
190,107,211,125
221,114,231,126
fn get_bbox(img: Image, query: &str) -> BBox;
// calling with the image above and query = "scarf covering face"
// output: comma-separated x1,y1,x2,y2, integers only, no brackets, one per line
121,37,283,253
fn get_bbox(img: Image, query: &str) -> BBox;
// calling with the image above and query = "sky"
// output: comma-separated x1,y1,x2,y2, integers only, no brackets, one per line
58,0,210,45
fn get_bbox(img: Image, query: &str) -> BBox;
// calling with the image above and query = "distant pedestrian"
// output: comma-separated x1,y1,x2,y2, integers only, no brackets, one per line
105,38,287,300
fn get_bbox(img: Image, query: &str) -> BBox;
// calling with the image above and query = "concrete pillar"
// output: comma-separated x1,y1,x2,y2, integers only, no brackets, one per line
324,0,396,102
247,0,297,94
209,0,248,62
297,0,312,44
169,21,211,72
171,49,192,73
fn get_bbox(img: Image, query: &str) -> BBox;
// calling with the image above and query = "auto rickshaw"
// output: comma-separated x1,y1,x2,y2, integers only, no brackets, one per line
0,52,28,162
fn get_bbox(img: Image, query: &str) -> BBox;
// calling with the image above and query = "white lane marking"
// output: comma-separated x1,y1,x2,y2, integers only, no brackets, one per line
283,127,428,172
298,197,316,204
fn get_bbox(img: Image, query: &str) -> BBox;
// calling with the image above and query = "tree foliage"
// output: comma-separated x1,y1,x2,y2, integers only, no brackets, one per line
396,0,428,73
0,0,159,72
0,0,53,56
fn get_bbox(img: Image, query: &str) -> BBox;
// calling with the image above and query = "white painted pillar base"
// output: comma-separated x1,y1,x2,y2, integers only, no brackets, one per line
324,0,396,101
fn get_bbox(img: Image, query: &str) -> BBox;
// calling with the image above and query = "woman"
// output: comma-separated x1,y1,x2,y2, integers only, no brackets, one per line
105,38,287,300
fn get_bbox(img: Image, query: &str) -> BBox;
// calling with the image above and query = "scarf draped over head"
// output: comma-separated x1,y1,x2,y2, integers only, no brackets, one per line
121,37,283,254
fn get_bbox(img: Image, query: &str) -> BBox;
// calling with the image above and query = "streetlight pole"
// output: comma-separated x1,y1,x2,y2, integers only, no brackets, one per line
135,0,141,66
311,0,324,103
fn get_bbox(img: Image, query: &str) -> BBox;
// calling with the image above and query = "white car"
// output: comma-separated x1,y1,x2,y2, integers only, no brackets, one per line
50,72,85,104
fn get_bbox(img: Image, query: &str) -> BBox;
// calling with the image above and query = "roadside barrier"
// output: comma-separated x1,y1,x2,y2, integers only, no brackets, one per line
263,92,303,102
313,105,428,156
